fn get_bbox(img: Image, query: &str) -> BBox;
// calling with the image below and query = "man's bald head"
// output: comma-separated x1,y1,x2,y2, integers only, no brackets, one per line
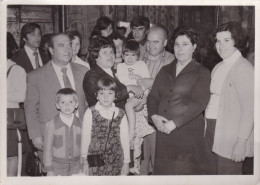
147,25,168,41
146,25,168,56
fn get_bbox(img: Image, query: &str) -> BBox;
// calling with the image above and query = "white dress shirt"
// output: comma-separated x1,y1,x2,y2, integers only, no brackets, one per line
24,45,43,69
52,61,76,90
81,102,130,163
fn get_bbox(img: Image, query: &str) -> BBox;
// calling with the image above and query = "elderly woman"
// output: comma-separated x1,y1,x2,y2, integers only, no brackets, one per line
66,30,90,69
205,22,254,175
83,36,143,110
148,27,211,175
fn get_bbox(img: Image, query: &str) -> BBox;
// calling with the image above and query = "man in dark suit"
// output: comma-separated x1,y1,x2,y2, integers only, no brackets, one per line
24,33,88,161
12,23,49,73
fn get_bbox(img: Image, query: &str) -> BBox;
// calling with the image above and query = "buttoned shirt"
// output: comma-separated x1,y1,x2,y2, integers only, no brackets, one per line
24,45,43,69
52,61,76,90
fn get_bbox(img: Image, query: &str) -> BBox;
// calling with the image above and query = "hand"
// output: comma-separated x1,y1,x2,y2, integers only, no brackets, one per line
231,138,247,162
164,120,176,134
128,85,144,99
32,137,43,151
151,115,169,133
134,104,144,112
128,74,142,81
47,171,55,176
137,78,153,90
121,163,129,175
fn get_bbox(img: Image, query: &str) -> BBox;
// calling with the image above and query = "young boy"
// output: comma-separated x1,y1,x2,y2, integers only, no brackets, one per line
116,40,155,174
43,88,81,176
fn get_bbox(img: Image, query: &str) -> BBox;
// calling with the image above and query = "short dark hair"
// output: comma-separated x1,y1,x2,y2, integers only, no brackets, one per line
66,30,82,45
122,40,140,55
169,26,200,57
90,16,114,38
112,31,126,42
213,22,244,51
130,16,150,30
56,88,78,103
97,77,117,92
7,32,18,59
88,36,115,68
20,23,41,49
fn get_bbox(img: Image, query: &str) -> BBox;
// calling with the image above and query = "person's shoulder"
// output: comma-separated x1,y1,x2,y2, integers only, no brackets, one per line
165,51,175,60
71,62,89,73
27,61,51,77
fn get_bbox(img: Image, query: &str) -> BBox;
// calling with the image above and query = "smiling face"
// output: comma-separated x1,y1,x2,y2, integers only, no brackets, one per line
50,34,72,67
97,89,115,109
147,30,167,56
24,28,42,50
101,24,113,37
174,35,196,64
96,46,115,69
122,51,138,66
215,31,237,59
56,95,78,116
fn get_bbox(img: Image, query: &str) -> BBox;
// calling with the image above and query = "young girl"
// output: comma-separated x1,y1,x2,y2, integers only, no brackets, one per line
116,40,155,175
81,77,130,176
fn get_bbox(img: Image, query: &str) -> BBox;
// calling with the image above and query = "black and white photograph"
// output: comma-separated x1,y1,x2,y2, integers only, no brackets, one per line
0,0,259,185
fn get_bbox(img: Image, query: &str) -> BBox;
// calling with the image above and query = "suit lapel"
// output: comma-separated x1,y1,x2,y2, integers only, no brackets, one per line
44,62,62,90
71,63,80,92
177,59,198,76
21,49,34,72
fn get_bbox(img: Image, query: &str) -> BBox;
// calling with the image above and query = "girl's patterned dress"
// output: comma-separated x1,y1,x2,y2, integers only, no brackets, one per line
88,107,125,176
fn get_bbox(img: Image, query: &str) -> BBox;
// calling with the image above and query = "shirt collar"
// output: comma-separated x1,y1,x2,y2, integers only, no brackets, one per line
223,49,241,63
54,113,81,129
52,60,71,71
24,44,39,55
95,101,117,112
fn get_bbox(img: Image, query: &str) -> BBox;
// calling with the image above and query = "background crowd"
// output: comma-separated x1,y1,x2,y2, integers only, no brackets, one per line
6,14,254,176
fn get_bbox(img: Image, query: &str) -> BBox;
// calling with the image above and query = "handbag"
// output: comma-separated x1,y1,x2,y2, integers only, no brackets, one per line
7,64,27,130
26,149,44,176
87,112,115,167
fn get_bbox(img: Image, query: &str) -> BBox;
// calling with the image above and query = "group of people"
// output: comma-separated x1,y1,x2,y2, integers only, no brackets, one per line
6,15,254,176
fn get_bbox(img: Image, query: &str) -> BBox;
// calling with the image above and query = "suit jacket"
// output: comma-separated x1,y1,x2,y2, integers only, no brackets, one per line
25,61,88,140
12,48,49,73
148,59,211,174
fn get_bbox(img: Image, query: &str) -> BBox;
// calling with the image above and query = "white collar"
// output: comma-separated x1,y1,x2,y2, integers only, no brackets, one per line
223,50,241,63
95,101,117,112
52,60,71,70
59,112,74,127
24,44,39,55
102,67,113,77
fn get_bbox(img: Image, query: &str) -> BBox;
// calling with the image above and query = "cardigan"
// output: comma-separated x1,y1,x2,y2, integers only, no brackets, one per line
211,55,254,159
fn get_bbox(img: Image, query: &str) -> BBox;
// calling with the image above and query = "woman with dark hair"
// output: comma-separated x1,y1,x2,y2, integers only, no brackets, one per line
66,30,90,69
112,31,126,68
7,32,27,176
90,16,114,39
83,36,143,110
148,26,211,175
205,22,254,174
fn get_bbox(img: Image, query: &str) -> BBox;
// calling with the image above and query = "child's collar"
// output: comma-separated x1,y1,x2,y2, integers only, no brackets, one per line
95,102,117,112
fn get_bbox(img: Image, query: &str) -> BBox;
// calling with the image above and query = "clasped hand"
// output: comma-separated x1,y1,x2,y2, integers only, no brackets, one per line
151,115,176,134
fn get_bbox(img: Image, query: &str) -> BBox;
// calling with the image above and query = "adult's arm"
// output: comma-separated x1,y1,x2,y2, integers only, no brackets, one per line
43,121,54,172
24,72,42,140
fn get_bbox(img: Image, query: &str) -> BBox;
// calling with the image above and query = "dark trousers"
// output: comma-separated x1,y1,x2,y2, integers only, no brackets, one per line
205,119,242,175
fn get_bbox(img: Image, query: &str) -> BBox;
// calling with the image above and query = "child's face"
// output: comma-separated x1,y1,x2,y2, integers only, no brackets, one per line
56,95,78,116
123,51,138,66
97,89,115,109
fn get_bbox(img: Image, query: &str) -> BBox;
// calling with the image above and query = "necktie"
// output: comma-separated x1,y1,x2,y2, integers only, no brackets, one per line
61,68,73,89
33,51,40,68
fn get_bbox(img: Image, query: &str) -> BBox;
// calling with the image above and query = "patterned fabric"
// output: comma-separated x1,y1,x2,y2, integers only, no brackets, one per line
88,107,125,176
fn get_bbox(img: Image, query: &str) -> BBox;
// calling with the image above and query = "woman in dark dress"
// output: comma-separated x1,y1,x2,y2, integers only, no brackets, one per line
148,27,211,175
83,36,143,110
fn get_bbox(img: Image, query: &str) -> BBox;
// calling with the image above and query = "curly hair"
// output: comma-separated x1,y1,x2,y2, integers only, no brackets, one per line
88,36,116,68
